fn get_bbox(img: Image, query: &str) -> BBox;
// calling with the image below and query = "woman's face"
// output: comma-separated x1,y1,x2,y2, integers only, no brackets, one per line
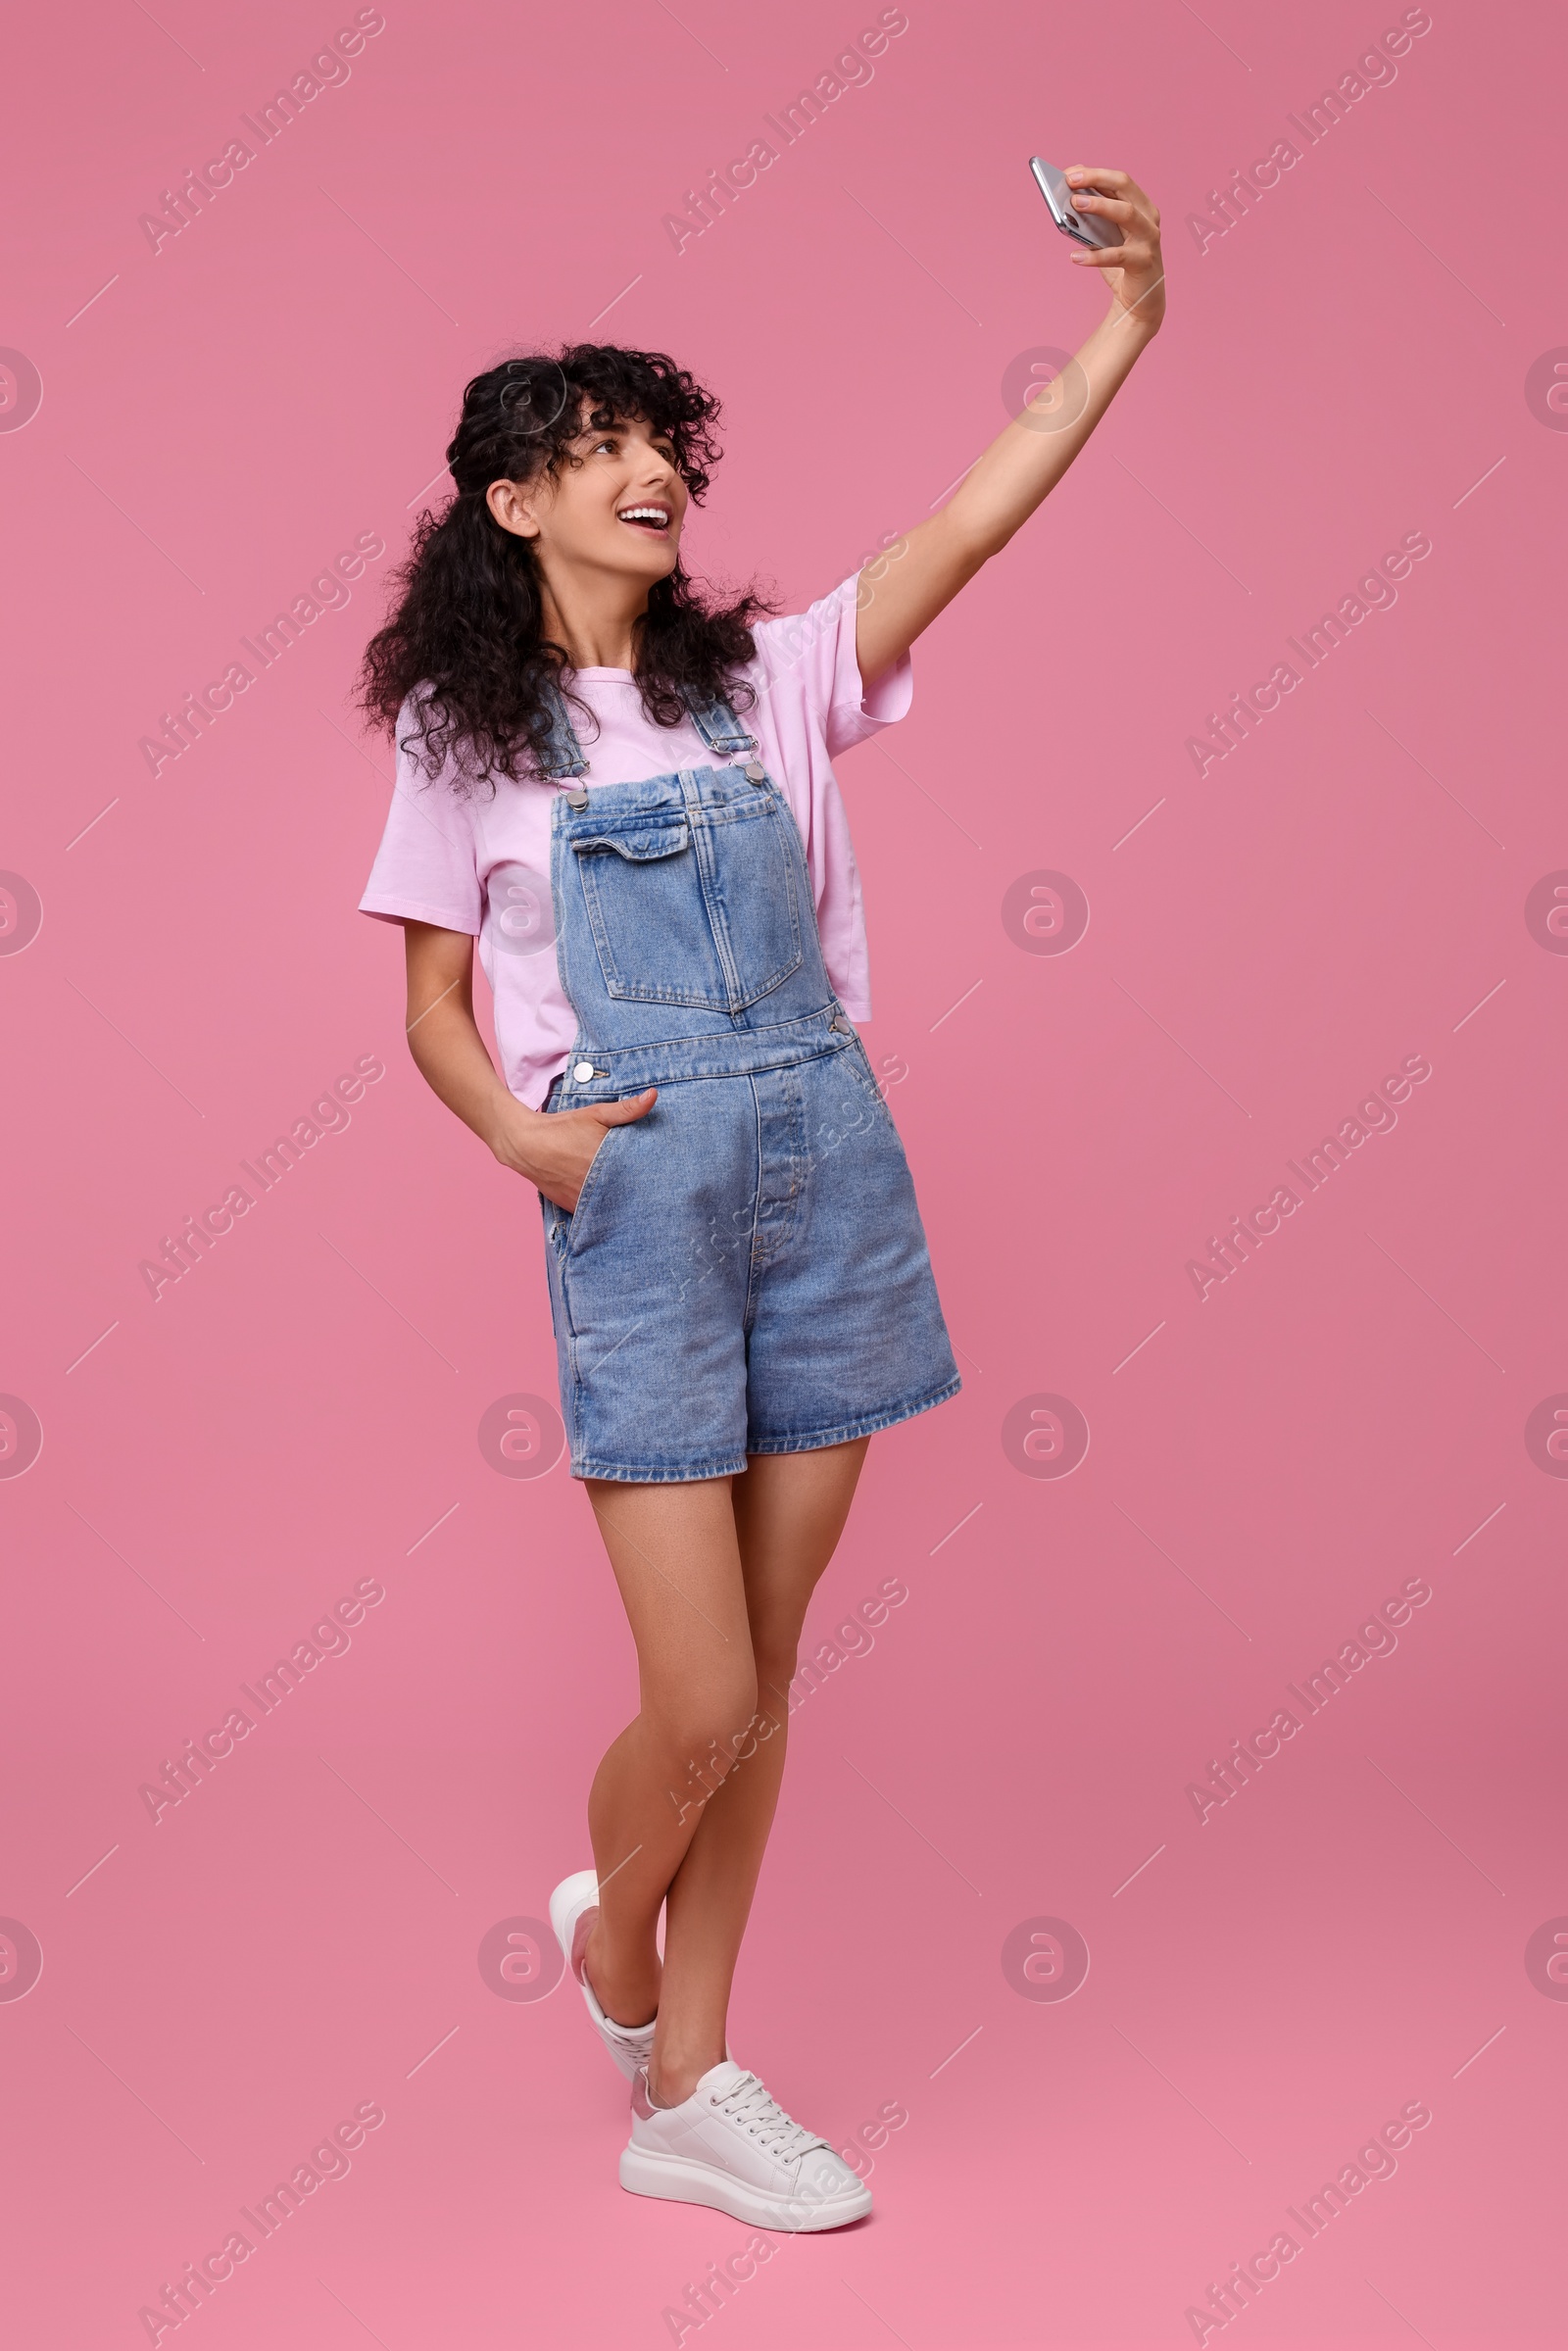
489,400,688,591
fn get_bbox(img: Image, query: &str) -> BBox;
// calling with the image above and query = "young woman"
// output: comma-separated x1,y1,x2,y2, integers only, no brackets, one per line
359,165,1162,2230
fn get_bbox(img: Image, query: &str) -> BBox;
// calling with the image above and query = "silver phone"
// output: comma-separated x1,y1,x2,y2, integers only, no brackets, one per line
1029,157,1122,251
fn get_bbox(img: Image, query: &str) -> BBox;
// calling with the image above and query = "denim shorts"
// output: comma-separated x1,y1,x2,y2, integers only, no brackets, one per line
539,1043,960,1483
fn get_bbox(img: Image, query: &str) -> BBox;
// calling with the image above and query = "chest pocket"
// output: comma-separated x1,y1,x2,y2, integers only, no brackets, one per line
571,796,803,1012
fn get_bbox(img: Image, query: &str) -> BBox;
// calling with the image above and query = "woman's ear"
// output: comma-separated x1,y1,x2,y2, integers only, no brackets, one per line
487,478,541,540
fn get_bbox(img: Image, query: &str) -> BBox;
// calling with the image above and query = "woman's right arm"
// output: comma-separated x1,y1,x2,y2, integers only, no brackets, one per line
403,920,655,1212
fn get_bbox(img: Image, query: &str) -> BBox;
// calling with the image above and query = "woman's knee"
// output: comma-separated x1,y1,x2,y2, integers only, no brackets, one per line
647,1666,760,1779
750,1640,801,1717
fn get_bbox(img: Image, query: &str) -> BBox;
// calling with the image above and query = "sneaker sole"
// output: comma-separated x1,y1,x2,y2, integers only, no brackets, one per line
619,2144,871,2231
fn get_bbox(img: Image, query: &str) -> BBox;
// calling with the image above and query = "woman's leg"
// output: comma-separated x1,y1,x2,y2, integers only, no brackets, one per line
650,1438,870,2103
578,1476,759,2036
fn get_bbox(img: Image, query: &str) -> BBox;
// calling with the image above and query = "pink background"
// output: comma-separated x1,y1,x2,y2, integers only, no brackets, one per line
2,0,1564,2344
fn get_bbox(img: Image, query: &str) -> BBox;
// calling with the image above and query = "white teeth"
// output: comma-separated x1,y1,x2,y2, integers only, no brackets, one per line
617,507,668,526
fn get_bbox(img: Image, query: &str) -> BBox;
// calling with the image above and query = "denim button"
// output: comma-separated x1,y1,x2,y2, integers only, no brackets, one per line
573,1060,594,1081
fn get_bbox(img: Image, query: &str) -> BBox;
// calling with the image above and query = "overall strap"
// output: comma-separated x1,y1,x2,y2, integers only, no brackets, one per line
679,689,756,757
533,675,590,781
535,674,756,805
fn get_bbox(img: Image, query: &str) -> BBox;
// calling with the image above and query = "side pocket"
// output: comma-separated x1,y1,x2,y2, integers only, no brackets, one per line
845,1042,898,1131
540,1078,572,1250
561,1119,622,1256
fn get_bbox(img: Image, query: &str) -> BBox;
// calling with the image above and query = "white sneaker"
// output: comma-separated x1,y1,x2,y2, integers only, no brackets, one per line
549,1869,657,2082
621,2060,872,2231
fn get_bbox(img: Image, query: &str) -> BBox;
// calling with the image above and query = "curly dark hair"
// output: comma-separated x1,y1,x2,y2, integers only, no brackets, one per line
357,344,777,794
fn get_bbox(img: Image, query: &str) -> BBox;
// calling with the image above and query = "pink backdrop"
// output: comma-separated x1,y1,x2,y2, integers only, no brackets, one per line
2,1,1563,2344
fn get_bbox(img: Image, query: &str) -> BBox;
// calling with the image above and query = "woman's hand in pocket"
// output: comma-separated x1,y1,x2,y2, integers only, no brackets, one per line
494,1088,658,1213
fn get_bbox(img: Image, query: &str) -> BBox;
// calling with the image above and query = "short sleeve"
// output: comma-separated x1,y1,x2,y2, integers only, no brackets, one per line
358,697,482,934
749,573,913,760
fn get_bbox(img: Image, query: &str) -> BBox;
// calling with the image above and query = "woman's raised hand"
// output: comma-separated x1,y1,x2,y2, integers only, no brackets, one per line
1063,166,1165,335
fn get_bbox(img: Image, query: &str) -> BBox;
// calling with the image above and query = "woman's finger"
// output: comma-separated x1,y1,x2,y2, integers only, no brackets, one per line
1072,168,1157,220
1072,193,1137,221
594,1087,659,1127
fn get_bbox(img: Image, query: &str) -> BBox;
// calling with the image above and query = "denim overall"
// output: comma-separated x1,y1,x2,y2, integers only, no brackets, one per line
535,677,959,1482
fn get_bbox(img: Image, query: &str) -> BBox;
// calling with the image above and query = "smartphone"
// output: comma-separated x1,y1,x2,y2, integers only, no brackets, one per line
1029,157,1122,251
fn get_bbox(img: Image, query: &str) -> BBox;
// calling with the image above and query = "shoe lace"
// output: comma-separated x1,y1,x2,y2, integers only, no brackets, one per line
710,2072,825,2162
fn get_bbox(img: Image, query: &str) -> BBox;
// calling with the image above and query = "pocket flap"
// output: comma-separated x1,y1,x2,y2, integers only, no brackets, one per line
571,819,691,862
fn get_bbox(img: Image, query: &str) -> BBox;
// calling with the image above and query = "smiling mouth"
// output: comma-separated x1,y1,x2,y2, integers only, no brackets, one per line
616,505,672,535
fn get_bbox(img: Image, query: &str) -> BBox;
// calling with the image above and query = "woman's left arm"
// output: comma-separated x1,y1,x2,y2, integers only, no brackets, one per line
856,166,1165,690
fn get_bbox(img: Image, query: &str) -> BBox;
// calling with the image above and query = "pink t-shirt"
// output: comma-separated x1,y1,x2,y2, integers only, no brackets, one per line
359,572,912,1106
